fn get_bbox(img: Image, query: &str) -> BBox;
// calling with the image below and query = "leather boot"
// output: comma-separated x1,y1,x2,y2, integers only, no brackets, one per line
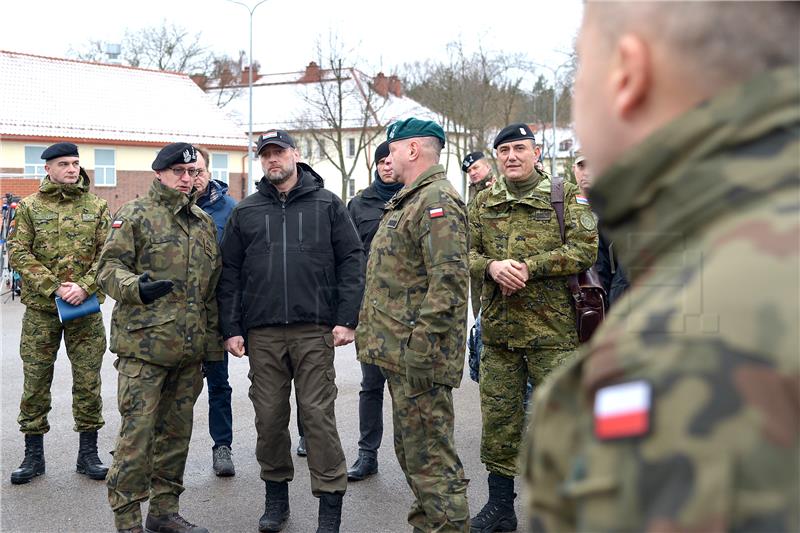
76,431,109,480
145,513,208,533
347,451,378,481
259,480,290,532
316,492,343,533
295,437,307,457
10,434,45,484
470,473,517,532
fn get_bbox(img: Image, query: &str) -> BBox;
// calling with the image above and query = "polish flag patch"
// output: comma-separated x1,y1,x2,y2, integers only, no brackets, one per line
594,380,651,440
576,195,589,205
428,207,445,218
111,220,124,229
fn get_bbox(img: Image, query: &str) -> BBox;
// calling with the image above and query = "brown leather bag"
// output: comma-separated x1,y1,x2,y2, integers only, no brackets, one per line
550,177,606,343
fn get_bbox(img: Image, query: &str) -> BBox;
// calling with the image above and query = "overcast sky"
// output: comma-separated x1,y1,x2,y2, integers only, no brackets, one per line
2,0,582,79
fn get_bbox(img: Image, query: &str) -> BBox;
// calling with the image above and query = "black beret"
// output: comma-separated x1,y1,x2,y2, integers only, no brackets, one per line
461,151,485,173
152,143,197,171
493,123,536,149
41,142,79,161
374,141,390,164
387,117,446,147
257,129,296,154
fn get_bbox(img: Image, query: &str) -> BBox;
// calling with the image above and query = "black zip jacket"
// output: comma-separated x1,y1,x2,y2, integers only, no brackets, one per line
347,186,386,255
217,163,364,338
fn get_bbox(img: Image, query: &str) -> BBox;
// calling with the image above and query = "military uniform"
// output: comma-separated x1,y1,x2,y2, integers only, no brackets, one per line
523,67,800,532
97,177,222,530
356,163,470,531
469,170,597,478
467,173,494,316
8,169,110,435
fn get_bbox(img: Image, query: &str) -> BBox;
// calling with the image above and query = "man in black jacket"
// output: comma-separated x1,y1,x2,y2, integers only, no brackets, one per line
345,141,402,482
217,130,364,533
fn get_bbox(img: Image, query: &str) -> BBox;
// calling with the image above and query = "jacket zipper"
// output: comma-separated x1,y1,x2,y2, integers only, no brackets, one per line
281,199,289,324
265,214,271,251
298,211,303,251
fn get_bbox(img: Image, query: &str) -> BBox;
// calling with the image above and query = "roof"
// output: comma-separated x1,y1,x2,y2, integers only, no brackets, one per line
212,67,440,133
0,50,247,148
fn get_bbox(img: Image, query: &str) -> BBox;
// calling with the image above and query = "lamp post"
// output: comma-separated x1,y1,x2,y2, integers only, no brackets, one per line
228,0,269,195
534,59,572,177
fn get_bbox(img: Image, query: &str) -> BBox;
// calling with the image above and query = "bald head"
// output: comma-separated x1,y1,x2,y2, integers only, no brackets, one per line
574,1,800,176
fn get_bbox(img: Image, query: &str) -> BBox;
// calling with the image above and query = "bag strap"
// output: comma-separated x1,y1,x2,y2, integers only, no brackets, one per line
550,176,566,244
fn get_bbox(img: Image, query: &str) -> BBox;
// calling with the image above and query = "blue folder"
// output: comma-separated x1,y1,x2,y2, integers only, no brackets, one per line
55,294,101,322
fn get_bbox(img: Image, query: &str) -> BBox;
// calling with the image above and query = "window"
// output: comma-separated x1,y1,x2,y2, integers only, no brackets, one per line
211,153,229,184
317,139,325,158
24,145,46,177
558,139,573,152
347,138,356,158
348,178,355,198
306,139,314,161
94,149,116,186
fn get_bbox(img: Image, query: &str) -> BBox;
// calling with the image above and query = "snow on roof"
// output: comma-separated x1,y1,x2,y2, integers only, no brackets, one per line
0,50,247,148
214,67,440,134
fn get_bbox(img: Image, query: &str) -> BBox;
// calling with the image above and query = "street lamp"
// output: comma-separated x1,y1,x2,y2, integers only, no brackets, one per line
533,59,572,177
227,0,269,195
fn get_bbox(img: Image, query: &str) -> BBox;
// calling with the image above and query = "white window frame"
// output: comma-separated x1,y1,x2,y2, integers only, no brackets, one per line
24,145,47,177
347,138,356,158
93,148,116,187
211,153,229,184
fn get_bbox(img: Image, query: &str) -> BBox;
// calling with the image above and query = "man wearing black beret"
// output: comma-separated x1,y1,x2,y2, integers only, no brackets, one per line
461,150,496,318
98,142,222,533
468,123,598,531
8,141,112,486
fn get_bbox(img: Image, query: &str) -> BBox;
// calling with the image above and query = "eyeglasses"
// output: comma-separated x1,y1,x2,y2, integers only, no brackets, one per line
168,167,202,177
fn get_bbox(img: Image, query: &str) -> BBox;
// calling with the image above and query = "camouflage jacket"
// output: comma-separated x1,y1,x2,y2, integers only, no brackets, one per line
467,173,494,211
356,164,469,388
524,66,800,532
8,170,110,312
469,172,598,349
97,179,223,366
467,173,494,315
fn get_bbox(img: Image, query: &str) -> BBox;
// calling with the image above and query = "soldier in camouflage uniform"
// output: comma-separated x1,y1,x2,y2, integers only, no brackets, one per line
468,124,597,532
356,118,471,532
462,151,495,318
7,142,111,485
523,3,800,532
97,143,222,533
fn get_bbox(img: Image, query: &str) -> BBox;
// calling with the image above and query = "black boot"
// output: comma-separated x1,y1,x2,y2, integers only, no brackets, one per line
77,431,109,480
316,492,343,533
296,437,307,457
259,480,290,532
10,434,45,485
347,451,378,481
145,513,208,533
470,473,517,532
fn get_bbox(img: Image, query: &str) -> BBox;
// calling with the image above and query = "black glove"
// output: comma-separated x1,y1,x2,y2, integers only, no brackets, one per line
138,272,174,304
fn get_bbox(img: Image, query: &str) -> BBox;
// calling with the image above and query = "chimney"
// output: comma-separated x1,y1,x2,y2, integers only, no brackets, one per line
373,72,389,97
240,62,261,85
298,61,322,83
190,74,208,90
388,75,402,97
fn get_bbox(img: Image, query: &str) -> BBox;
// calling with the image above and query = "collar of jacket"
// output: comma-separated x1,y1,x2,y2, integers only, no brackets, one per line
591,66,800,279
39,167,90,201
196,178,228,208
148,178,194,215
469,173,494,193
483,170,549,208
386,164,446,209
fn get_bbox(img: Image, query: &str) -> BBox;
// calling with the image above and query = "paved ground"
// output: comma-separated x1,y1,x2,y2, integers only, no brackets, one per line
0,298,529,532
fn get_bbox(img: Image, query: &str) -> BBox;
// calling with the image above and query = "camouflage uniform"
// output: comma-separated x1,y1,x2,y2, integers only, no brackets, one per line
467,173,494,316
469,171,597,478
8,170,110,434
523,67,800,532
97,178,222,530
356,164,471,531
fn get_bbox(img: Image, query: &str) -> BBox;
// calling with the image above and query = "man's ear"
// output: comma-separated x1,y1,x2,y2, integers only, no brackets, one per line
612,33,651,120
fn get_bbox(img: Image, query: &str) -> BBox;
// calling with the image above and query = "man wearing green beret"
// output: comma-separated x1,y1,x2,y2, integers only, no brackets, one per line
356,118,471,532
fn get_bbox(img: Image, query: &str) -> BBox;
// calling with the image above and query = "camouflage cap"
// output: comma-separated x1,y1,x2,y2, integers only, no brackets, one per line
152,143,197,171
387,117,446,147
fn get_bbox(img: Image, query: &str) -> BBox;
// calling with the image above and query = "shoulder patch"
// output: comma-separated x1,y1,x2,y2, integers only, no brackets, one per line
428,207,445,219
575,195,589,205
111,220,124,229
579,212,597,231
594,380,651,440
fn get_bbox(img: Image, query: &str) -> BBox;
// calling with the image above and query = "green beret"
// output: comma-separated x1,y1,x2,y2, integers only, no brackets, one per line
387,117,446,147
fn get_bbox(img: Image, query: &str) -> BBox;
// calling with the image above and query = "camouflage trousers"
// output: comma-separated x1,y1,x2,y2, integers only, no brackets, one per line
479,344,571,478
107,357,204,530
18,307,106,434
383,369,470,532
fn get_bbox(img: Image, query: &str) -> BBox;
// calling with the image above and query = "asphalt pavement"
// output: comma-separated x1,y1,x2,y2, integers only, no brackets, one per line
1,297,529,532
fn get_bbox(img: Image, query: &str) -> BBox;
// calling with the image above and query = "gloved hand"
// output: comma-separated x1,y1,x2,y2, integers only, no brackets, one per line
138,272,174,304
405,356,434,391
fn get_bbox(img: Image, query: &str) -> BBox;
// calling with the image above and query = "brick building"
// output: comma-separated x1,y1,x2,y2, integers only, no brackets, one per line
0,50,248,213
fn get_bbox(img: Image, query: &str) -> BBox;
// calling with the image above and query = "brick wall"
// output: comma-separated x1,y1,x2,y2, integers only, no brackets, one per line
0,169,41,199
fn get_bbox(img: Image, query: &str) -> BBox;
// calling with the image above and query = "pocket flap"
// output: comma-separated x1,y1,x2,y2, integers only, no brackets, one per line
114,357,144,378
126,314,176,331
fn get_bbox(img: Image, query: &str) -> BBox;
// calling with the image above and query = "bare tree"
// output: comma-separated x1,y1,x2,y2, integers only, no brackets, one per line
294,37,389,202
